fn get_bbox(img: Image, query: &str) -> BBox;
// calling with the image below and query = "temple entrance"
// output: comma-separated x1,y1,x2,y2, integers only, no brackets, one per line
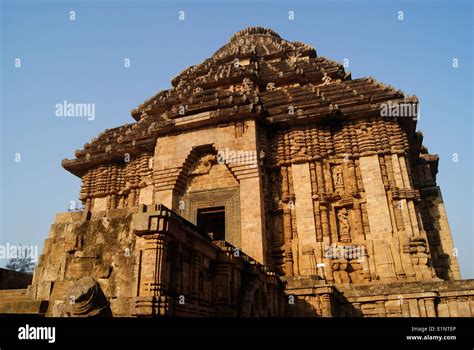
197,206,225,240
183,187,241,247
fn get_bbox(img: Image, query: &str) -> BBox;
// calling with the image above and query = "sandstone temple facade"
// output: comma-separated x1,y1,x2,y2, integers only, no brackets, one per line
2,27,473,317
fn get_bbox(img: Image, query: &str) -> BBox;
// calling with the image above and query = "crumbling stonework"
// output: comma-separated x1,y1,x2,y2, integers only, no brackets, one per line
19,204,283,317
1,27,472,317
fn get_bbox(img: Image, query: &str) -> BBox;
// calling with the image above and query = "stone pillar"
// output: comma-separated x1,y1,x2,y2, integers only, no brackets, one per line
292,162,317,275
447,297,460,317
240,176,266,264
320,205,330,238
401,298,411,317
359,155,393,238
354,202,365,240
352,302,362,317
391,154,414,236
129,190,137,208
376,301,387,317
313,202,323,242
428,188,462,280
320,294,332,317
134,231,170,316
214,262,233,316
437,299,449,317
292,162,317,246
153,135,178,209
408,299,420,317
424,298,437,317
139,233,169,296
346,159,356,193
189,253,200,301
284,245,294,276
315,161,326,194
282,206,294,276
418,298,427,317
359,155,396,280
110,194,117,210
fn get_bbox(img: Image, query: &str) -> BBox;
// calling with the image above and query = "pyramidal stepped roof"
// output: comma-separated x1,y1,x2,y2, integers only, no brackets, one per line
63,26,418,176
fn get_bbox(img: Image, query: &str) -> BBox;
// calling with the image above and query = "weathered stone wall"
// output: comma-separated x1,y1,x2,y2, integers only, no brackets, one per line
28,209,137,316
80,153,154,212
24,204,283,317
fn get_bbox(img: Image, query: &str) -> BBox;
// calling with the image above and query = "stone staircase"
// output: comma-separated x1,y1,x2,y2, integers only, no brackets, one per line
0,288,47,315
0,288,28,301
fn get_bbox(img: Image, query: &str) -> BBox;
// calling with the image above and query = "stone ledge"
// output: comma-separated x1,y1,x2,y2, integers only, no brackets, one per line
337,279,474,298
281,277,474,298
0,300,48,315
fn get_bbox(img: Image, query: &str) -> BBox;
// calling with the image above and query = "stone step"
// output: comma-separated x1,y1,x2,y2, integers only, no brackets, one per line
0,288,27,302
0,299,48,315
0,289,47,315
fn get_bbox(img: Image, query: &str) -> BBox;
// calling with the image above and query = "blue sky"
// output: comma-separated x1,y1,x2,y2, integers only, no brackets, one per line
1,0,473,278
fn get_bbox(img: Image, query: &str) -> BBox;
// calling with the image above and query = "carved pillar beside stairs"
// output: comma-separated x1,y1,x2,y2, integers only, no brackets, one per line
132,210,171,316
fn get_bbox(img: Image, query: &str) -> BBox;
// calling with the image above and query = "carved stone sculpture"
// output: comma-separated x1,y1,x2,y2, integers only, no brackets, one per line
337,208,351,243
68,277,111,317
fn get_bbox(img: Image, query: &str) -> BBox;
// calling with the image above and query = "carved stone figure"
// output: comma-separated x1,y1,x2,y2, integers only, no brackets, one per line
337,208,351,242
333,165,344,187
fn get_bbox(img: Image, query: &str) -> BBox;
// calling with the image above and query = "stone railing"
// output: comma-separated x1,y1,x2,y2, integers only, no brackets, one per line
131,204,284,317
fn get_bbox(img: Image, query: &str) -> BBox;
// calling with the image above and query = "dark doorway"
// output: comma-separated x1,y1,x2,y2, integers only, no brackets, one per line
197,206,225,240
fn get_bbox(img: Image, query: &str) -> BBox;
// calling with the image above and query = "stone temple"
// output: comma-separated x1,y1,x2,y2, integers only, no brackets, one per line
2,27,473,317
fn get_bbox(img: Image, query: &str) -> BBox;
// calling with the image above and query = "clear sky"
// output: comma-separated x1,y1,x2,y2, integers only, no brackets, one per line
1,0,473,278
